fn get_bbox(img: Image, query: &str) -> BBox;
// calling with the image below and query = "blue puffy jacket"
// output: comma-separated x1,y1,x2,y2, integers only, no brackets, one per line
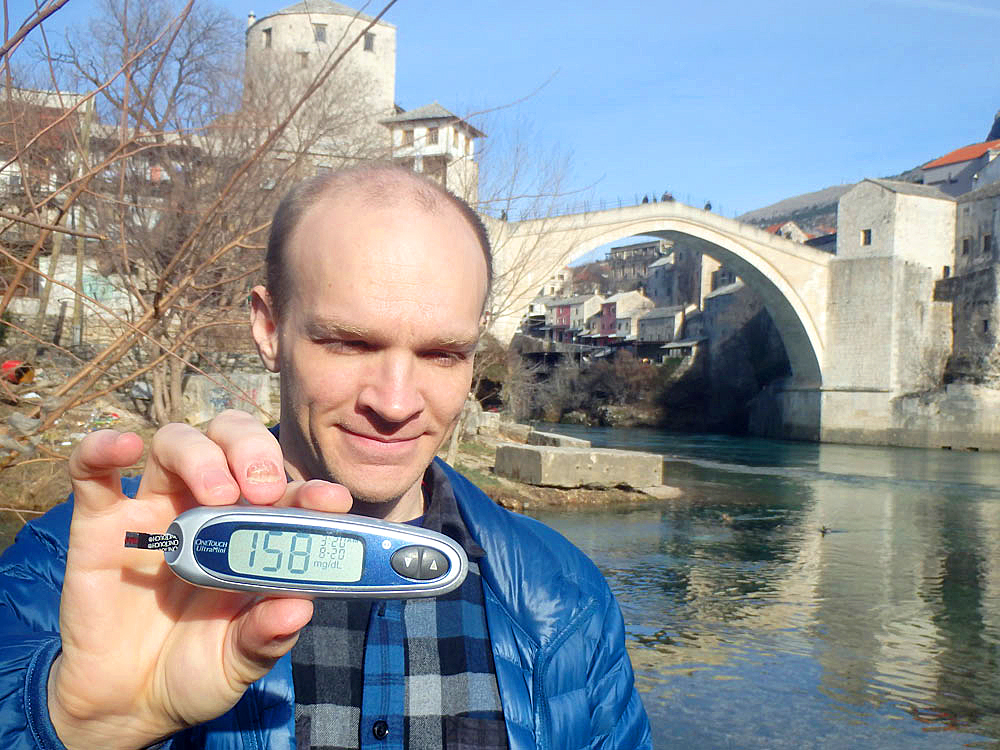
0,460,651,749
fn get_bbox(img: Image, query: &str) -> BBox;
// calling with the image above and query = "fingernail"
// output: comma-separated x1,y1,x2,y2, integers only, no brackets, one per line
246,460,282,484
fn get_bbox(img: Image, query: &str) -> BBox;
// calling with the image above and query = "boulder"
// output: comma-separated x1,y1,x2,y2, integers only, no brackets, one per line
526,430,591,448
495,444,662,489
499,421,532,442
459,398,501,438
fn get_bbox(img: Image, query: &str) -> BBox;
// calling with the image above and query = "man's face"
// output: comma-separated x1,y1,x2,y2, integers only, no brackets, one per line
252,191,486,519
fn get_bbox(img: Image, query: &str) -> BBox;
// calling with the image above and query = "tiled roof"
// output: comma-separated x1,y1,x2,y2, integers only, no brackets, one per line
959,178,1000,203
923,139,1000,169
865,178,954,200
382,101,454,123
381,101,485,137
603,290,650,304
271,0,377,21
704,280,744,299
640,306,684,318
661,338,706,349
549,294,602,306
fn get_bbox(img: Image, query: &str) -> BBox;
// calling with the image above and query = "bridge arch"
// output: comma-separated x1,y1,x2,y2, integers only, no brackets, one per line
492,203,832,388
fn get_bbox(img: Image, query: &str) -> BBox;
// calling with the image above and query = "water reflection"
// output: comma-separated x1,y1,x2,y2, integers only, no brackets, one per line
528,426,1000,748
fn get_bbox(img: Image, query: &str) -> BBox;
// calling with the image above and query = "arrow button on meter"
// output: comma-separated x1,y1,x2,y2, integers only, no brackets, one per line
391,546,451,581
418,548,448,580
390,546,421,579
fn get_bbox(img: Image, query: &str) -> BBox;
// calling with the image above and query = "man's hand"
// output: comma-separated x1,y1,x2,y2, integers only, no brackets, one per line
47,410,351,750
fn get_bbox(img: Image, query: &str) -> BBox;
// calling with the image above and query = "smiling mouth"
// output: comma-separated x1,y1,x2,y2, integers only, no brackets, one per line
340,426,421,444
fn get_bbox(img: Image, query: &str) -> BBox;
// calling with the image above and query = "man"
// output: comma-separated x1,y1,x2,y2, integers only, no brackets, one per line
0,165,651,749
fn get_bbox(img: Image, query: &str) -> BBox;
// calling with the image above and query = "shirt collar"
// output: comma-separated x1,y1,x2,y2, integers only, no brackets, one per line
421,461,486,560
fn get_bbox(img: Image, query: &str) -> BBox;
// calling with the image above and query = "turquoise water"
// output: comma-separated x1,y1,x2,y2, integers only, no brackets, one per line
528,425,1000,749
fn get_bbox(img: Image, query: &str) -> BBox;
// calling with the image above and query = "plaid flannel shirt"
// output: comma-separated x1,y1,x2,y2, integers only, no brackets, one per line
292,462,509,750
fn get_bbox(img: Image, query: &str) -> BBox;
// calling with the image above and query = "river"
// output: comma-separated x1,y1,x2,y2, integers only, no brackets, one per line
528,424,1000,749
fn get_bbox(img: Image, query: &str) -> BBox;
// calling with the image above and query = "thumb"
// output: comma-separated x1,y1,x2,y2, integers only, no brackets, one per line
68,430,145,515
227,597,314,687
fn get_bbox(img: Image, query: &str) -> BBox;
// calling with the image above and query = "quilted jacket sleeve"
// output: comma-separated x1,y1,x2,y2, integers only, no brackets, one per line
0,502,74,750
442,459,652,750
537,570,652,750
584,587,651,750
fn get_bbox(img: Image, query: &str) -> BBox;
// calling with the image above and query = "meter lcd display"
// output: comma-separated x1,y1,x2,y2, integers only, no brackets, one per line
228,529,364,583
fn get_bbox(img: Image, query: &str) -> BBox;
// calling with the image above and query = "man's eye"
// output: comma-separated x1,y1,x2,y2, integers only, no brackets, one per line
321,339,370,353
425,350,468,365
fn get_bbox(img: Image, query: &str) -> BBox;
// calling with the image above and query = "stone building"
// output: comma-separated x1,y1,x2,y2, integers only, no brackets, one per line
644,244,714,308
544,293,603,343
934,180,1000,383
243,1,484,189
381,102,483,203
825,179,955,398
637,306,685,344
644,256,673,305
920,139,1000,197
605,239,668,292
599,290,654,340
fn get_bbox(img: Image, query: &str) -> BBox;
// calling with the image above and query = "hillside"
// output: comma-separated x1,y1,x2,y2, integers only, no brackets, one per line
737,163,929,237
737,184,851,236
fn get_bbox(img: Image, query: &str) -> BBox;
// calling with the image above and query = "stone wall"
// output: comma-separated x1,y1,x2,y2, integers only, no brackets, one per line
700,282,790,431
888,384,1000,451
759,383,1000,452
183,371,276,426
943,266,999,382
946,187,1000,383
825,256,896,390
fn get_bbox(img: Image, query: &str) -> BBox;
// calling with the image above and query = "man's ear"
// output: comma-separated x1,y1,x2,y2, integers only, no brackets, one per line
250,285,280,372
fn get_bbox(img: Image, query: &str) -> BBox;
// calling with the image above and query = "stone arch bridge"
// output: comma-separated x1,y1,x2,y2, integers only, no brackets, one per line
485,193,956,446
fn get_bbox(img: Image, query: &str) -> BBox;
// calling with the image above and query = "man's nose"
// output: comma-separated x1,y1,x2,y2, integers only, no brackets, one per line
357,350,425,424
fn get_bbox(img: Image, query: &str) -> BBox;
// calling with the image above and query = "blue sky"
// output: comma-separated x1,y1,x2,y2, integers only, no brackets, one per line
29,0,1000,217
381,0,1000,217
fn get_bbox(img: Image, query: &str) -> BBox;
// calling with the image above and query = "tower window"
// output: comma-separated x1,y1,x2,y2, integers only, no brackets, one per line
403,129,414,146
298,52,309,68
962,237,971,255
313,24,327,43
428,127,438,145
860,229,872,246
364,32,375,51
262,28,272,48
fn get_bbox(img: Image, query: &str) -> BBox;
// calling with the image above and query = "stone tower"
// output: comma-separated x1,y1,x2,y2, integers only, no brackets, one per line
244,0,397,164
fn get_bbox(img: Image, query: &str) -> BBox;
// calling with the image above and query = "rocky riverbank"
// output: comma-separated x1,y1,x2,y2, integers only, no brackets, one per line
445,433,681,512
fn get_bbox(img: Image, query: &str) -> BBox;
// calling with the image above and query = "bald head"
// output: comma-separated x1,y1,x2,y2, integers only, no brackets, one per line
265,164,492,320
